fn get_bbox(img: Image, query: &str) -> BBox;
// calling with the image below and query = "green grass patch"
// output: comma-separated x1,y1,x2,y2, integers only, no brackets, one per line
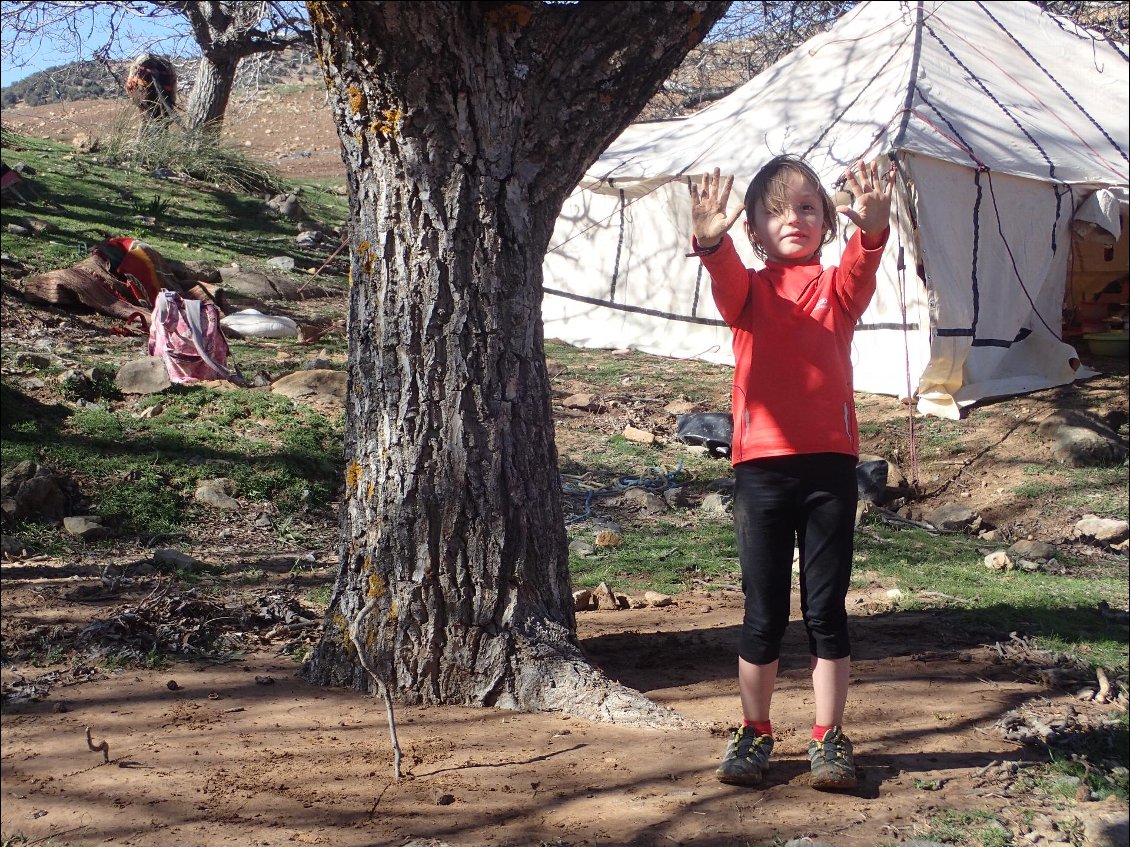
1,378,343,545
924,809,1013,847
854,522,1128,671
0,133,347,275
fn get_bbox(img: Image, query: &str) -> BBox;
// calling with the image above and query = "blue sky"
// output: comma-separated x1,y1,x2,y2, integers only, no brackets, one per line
1,5,199,86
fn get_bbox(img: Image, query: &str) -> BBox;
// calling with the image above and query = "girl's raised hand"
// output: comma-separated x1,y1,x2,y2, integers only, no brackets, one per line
689,168,744,248
836,159,895,234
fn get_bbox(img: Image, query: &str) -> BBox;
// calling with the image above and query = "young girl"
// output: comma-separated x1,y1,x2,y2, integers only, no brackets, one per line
688,155,893,790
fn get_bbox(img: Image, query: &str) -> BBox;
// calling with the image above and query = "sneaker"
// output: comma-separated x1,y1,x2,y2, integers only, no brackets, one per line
807,726,858,790
715,726,773,786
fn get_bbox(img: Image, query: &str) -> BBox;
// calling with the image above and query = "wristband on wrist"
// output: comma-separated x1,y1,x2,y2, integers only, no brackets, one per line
686,240,722,258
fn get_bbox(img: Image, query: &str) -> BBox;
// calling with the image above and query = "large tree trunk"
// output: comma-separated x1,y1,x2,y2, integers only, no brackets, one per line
303,1,728,725
184,51,241,132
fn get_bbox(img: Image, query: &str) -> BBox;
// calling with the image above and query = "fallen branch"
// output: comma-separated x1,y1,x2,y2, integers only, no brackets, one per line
1096,667,1112,703
346,599,403,779
85,726,109,763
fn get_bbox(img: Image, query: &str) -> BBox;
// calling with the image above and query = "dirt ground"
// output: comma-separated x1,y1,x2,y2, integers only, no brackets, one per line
3,91,1130,847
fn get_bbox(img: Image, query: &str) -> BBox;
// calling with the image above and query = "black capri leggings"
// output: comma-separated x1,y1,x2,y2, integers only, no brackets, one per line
733,452,857,665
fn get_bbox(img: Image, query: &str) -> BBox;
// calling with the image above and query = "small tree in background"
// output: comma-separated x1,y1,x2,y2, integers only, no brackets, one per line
1,1,312,131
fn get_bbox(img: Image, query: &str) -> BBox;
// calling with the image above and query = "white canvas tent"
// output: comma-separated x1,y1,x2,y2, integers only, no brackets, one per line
542,0,1129,419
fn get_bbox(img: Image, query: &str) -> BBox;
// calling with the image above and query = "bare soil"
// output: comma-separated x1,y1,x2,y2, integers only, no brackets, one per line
3,91,1129,847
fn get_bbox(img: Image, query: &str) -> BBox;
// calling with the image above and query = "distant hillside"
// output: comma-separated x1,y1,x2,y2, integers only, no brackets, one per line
1,49,318,109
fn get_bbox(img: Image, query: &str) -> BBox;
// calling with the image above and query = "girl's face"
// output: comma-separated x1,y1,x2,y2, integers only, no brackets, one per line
744,170,826,264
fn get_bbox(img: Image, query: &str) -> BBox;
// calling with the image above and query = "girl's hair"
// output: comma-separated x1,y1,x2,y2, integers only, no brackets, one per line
743,154,838,260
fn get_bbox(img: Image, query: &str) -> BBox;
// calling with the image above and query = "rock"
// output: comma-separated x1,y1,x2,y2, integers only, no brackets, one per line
6,223,31,236
1018,559,1044,572
71,133,99,153
613,592,631,610
622,425,656,445
195,478,240,511
617,487,667,515
14,352,54,370
26,219,57,235
572,589,593,611
153,548,200,570
1076,794,1129,847
266,256,296,272
592,581,620,611
270,370,346,408
568,539,594,557
1,462,67,525
1,535,32,558
662,486,691,509
1038,410,1128,467
63,515,107,539
180,260,223,285
644,590,672,607
984,550,1015,571
219,266,307,301
561,393,597,410
594,529,623,548
700,492,730,516
301,352,334,370
295,230,323,248
783,839,839,847
664,400,697,415
927,503,978,532
116,357,172,395
1008,539,1058,561
1074,515,1129,545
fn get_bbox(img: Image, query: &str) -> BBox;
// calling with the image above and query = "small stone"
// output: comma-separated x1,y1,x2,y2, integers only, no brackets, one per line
594,529,623,548
195,478,239,510
266,256,296,272
622,425,656,445
153,548,200,570
434,792,455,806
700,492,730,516
644,591,672,608
984,550,1014,571
62,515,107,540
572,589,593,611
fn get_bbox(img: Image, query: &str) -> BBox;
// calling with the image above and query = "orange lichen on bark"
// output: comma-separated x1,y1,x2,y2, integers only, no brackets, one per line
485,3,534,31
347,84,366,116
345,460,362,489
371,107,402,137
367,572,385,600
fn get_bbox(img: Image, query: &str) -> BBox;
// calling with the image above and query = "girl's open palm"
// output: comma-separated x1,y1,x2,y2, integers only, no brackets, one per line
689,168,745,247
836,159,894,234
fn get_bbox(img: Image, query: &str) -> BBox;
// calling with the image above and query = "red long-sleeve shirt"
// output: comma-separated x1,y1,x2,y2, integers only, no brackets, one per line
701,229,887,465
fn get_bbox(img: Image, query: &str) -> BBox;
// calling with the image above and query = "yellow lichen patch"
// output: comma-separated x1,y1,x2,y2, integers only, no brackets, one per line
345,460,362,489
332,611,351,648
370,107,402,138
387,601,398,623
347,84,366,116
485,3,533,31
367,480,375,499
367,572,385,600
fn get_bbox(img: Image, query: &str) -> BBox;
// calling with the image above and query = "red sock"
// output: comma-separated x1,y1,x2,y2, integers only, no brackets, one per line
742,719,773,737
812,723,834,741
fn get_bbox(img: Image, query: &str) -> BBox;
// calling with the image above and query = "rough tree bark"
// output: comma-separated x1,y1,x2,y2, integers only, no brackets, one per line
169,0,311,132
303,1,729,726
183,48,240,130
